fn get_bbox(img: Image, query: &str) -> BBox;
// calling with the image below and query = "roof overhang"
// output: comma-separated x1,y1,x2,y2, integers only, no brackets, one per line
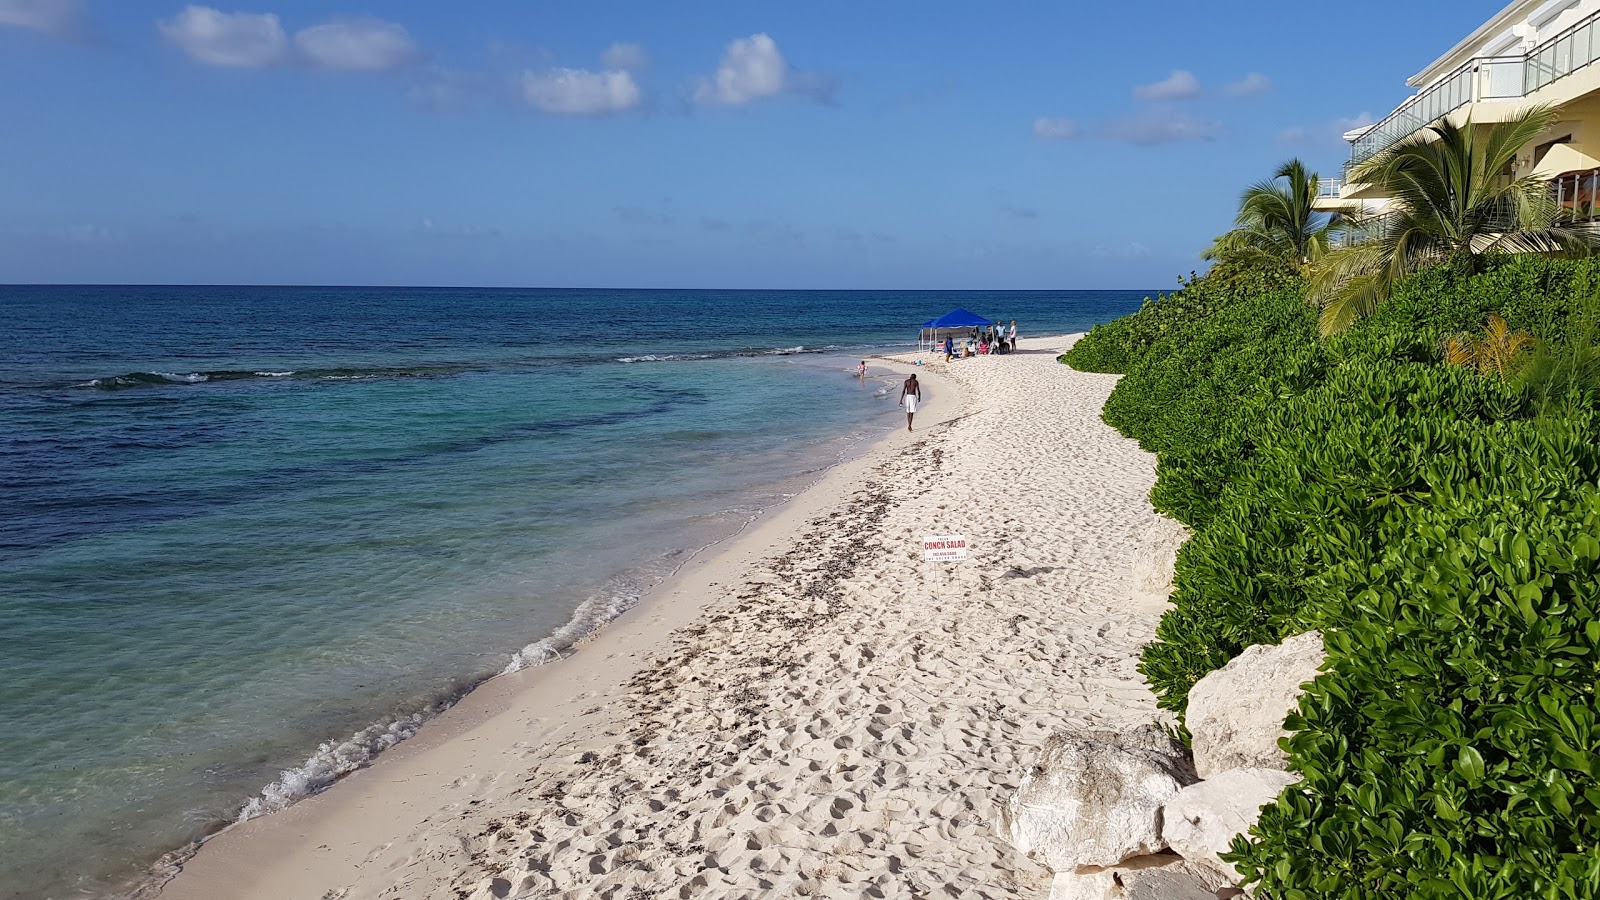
1408,0,1568,88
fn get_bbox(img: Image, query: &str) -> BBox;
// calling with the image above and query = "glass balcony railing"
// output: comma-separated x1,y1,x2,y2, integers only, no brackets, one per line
1316,177,1345,199
1528,13,1600,92
1351,7,1600,165
1350,63,1474,164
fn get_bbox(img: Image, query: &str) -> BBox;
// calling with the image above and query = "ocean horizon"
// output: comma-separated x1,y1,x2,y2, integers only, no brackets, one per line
0,285,1146,900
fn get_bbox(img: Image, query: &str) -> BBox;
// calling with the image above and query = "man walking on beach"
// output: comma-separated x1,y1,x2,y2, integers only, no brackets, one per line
900,373,921,431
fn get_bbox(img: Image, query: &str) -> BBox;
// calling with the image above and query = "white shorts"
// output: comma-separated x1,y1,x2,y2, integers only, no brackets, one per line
903,394,919,414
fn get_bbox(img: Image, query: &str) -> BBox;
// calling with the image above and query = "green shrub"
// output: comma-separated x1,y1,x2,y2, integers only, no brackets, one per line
1139,356,1533,715
1062,256,1301,375
1356,254,1600,348
1100,284,1316,455
1231,413,1600,898
1082,256,1600,896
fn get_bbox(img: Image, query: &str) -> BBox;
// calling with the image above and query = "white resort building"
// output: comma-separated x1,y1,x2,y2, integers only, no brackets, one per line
1317,0,1600,220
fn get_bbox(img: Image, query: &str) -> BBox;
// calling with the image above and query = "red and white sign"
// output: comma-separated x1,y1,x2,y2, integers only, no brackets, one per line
922,533,969,562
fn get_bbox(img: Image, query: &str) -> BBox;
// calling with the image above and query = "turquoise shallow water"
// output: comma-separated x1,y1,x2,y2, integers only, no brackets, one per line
0,286,1144,899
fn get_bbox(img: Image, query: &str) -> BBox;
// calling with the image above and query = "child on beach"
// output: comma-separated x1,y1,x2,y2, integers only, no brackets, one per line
857,360,867,379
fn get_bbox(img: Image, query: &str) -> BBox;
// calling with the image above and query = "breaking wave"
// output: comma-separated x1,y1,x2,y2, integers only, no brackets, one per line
68,366,469,390
616,345,829,364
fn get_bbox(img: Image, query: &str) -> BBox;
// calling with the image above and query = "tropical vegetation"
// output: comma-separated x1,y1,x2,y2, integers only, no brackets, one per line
1309,106,1600,335
1203,158,1341,268
1063,251,1600,897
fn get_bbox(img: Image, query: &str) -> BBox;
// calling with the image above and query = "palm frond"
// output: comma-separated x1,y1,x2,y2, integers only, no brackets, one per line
1306,105,1597,332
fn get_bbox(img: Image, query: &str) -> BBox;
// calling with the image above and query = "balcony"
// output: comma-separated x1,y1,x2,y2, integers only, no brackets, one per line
1350,8,1600,165
1316,177,1345,199
1330,173,1600,250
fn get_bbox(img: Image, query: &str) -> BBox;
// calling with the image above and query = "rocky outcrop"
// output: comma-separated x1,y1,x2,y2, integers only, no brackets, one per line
1003,725,1196,871
1185,632,1325,778
1129,516,1190,601
1047,853,1232,900
1162,767,1299,880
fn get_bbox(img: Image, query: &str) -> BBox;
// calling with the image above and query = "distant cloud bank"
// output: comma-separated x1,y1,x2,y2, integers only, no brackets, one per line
520,67,643,115
1034,110,1220,145
0,0,85,39
1224,72,1273,97
159,6,423,72
1134,69,1201,101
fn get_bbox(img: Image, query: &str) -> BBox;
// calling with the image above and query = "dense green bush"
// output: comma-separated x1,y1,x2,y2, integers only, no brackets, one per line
1062,257,1301,374
1089,257,1600,897
1100,284,1316,456
1140,355,1533,714
1355,254,1600,348
1233,414,1600,898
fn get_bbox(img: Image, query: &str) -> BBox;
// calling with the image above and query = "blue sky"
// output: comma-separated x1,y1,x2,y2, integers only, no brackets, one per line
0,1,1505,288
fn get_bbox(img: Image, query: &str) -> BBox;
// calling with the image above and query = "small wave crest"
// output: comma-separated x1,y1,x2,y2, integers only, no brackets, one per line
236,710,440,822
616,346,825,364
65,366,465,391
229,583,647,825
501,589,641,673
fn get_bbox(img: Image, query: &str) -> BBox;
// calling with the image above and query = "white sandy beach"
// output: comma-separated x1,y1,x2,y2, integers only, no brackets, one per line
156,335,1164,900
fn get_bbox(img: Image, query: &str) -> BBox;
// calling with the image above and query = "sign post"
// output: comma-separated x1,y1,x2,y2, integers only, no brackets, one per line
921,534,969,562
922,534,968,602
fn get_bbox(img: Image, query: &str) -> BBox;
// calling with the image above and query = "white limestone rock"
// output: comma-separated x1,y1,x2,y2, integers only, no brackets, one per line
1163,768,1299,880
1186,631,1325,778
1048,869,1116,900
1048,854,1231,900
1129,516,1190,600
1003,725,1197,871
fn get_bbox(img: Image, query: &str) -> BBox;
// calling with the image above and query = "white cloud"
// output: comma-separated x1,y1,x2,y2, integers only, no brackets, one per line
1225,72,1273,97
520,67,642,116
294,18,422,72
1033,116,1082,140
1105,111,1221,144
159,6,288,68
1279,112,1377,148
1035,110,1220,145
693,33,833,106
1134,69,1201,101
0,0,82,38
1335,112,1376,134
408,67,480,113
601,41,649,71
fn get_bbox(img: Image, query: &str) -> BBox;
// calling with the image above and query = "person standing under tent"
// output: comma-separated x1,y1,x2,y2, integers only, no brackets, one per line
899,373,921,431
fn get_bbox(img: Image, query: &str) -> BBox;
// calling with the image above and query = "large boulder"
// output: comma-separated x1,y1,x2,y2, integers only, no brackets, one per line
1003,725,1196,871
1186,632,1325,778
1163,768,1299,880
1129,516,1190,601
1048,854,1231,900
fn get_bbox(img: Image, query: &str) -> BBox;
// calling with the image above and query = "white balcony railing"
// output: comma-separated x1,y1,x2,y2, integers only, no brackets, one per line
1352,8,1600,165
1316,177,1345,199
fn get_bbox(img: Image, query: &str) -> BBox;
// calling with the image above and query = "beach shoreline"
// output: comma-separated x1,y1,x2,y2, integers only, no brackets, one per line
154,334,1165,900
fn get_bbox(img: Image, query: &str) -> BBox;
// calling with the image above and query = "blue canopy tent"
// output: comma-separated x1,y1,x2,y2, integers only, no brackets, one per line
918,308,995,352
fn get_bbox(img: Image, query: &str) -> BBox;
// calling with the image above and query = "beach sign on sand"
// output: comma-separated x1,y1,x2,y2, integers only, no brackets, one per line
922,534,969,562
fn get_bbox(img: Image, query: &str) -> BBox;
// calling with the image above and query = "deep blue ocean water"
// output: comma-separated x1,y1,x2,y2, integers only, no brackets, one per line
0,285,1146,899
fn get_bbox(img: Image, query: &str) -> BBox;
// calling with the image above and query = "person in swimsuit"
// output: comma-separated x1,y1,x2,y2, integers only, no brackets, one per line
899,373,921,431
857,360,867,379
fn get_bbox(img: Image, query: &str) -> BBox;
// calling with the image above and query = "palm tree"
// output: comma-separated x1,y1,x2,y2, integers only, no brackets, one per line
1309,105,1600,335
1204,159,1339,268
